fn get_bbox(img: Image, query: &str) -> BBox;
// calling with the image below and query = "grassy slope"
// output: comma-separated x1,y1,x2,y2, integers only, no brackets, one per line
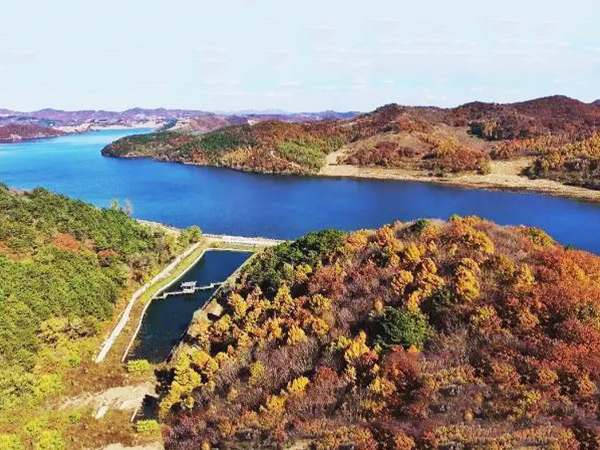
158,218,600,450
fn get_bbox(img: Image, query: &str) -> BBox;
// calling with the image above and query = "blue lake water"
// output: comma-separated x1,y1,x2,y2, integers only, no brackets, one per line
130,250,252,362
1,129,600,253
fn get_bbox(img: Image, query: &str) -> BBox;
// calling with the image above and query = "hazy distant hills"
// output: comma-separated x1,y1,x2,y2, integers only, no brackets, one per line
2,96,599,143
0,107,361,137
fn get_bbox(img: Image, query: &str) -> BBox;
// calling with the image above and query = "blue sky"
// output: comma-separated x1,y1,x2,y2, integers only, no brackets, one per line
1,0,599,111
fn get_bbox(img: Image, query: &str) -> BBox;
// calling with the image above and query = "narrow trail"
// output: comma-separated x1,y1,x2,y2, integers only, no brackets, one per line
97,234,284,364
95,242,203,363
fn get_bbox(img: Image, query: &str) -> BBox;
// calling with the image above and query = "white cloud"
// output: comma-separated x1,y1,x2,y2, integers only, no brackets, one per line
350,84,368,92
267,50,291,63
195,46,227,53
347,61,372,68
488,17,520,24
265,91,293,98
369,17,402,26
491,49,528,56
144,82,168,88
9,50,36,61
523,57,549,65
203,79,240,86
278,81,302,87
305,25,337,32
377,38,478,46
422,89,448,102
315,58,344,65
197,58,228,65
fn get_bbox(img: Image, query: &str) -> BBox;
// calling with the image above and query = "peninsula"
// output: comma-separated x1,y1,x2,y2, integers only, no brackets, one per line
102,96,600,202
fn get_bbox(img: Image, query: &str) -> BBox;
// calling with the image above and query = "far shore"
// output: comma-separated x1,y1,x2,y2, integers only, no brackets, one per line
0,123,160,144
318,160,600,204
108,151,600,204
56,121,162,133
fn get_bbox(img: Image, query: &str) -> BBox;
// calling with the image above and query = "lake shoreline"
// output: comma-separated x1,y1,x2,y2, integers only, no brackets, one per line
0,124,158,145
104,153,600,204
318,163,600,204
6,129,600,254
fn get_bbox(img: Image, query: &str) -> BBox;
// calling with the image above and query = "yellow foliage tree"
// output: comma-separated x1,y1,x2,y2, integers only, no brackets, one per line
402,243,422,265
264,317,284,342
274,285,296,317
514,264,535,291
455,259,481,302
287,325,308,345
309,316,330,337
158,353,202,418
249,361,266,387
344,331,371,365
286,376,310,397
229,292,248,321
309,294,332,314
391,270,414,298
190,349,218,379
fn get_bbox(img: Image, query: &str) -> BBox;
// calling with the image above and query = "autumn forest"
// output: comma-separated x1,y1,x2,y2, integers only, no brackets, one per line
157,217,600,450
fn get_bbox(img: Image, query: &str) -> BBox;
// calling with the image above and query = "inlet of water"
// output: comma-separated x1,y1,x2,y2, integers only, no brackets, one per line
128,249,252,363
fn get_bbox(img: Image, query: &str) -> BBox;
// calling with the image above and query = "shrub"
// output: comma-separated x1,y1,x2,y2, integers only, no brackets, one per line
66,412,81,424
34,430,65,450
0,434,24,450
126,359,151,375
135,419,160,434
371,307,431,350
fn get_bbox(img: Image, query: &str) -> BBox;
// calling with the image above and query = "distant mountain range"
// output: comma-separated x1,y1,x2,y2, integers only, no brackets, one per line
1,96,598,143
0,107,358,134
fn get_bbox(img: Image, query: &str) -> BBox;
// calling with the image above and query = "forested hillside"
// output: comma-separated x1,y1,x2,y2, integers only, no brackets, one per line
158,217,600,450
102,120,348,175
0,185,200,412
0,124,64,143
102,96,600,189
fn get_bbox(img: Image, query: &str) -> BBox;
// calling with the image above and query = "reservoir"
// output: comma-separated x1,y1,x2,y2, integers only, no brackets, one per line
129,249,252,363
1,129,600,253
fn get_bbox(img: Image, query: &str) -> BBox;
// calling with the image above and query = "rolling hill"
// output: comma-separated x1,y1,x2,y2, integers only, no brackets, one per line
0,124,65,143
102,96,600,190
157,217,600,450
